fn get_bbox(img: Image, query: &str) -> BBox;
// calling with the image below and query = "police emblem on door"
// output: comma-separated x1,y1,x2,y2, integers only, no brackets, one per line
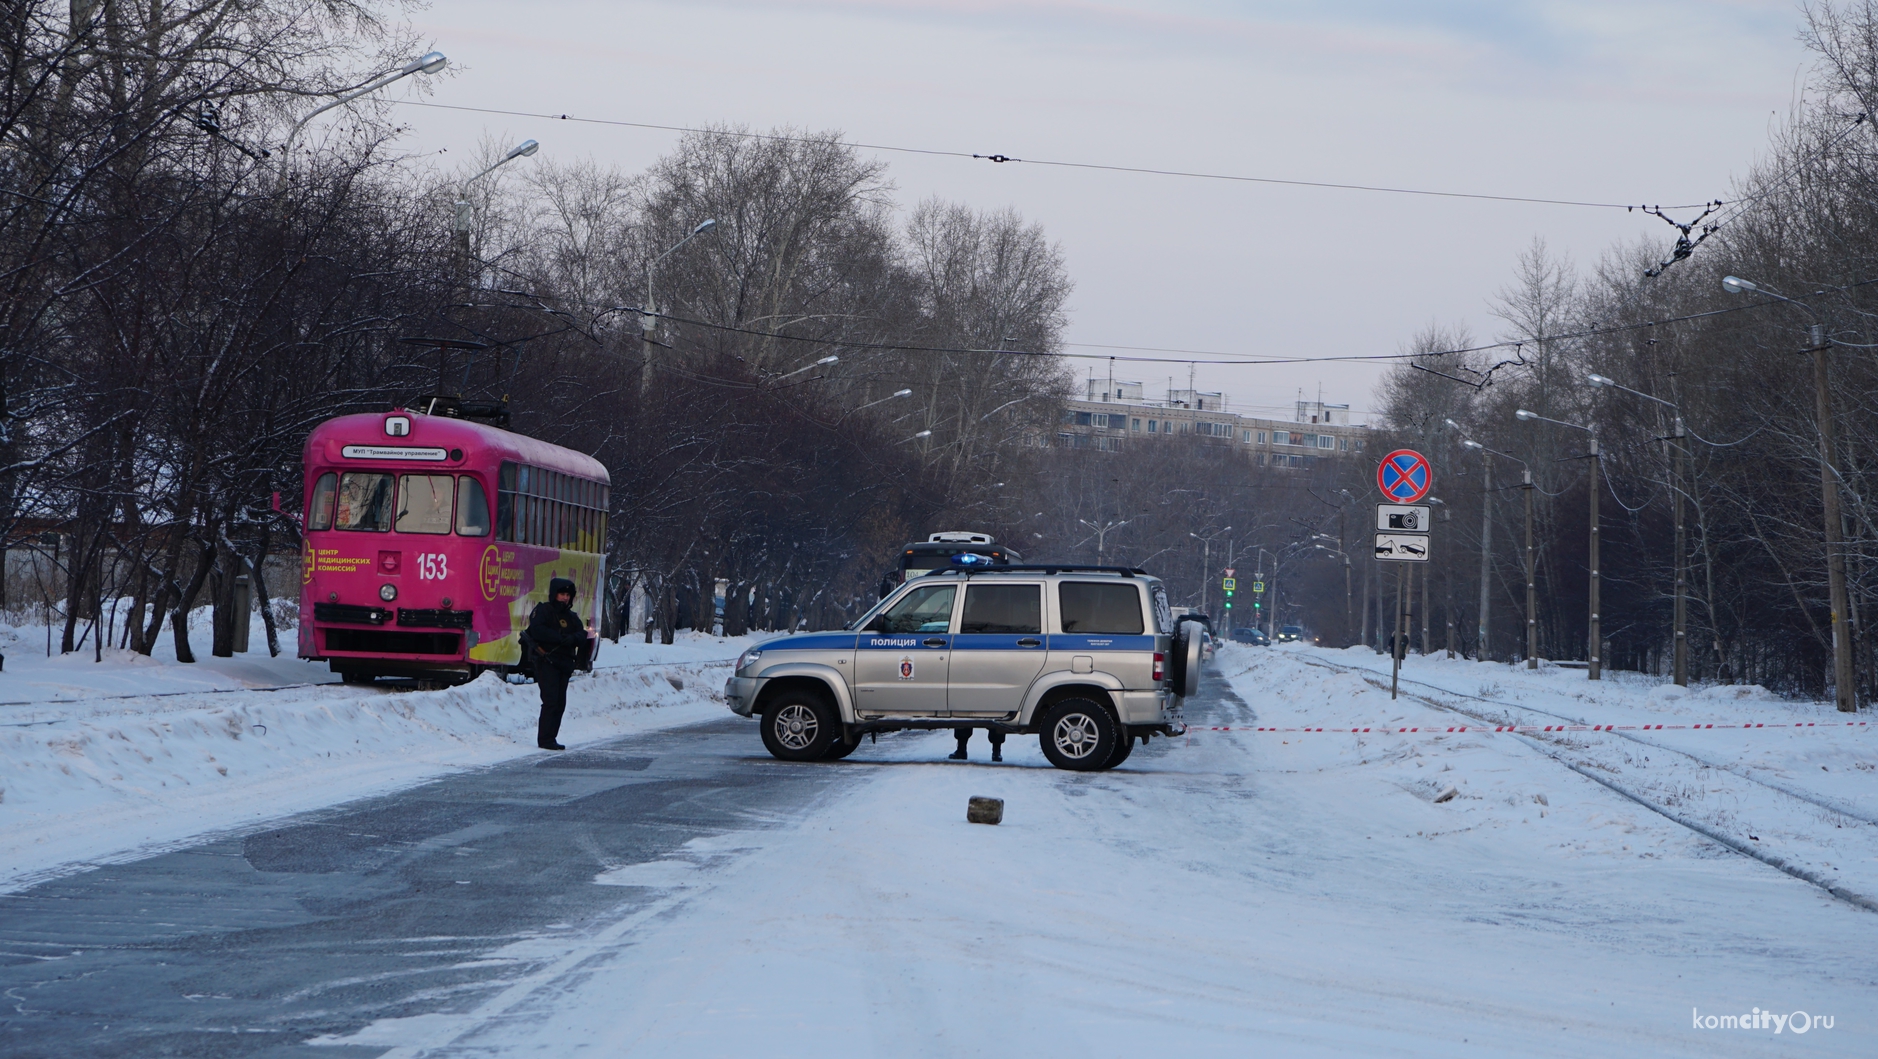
898,656,915,680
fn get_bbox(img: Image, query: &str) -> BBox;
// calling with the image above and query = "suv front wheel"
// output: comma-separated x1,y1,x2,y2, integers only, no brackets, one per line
1038,698,1121,771
760,693,839,762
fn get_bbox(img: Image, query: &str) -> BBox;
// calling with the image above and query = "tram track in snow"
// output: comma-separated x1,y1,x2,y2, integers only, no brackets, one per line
1286,652,1878,915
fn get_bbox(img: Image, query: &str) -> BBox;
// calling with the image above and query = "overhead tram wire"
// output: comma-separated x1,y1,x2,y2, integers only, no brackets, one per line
619,273,1878,371
391,100,1712,213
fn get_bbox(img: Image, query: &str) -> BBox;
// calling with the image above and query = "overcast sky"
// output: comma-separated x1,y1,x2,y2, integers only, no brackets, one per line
390,1,1809,423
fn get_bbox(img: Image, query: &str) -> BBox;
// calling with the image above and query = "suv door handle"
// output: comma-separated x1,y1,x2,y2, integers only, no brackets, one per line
923,637,948,648
1016,637,1041,648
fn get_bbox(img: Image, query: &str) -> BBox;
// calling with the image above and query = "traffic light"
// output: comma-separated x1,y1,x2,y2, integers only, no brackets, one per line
1224,586,1234,611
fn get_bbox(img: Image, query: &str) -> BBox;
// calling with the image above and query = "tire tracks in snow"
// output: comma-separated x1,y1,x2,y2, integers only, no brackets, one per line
1291,653,1878,915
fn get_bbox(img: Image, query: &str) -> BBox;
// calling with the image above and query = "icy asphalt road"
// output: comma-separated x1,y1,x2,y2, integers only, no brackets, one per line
0,712,864,1058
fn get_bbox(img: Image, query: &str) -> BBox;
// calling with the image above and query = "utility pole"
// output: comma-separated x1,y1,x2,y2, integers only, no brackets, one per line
1722,277,1855,709
1673,415,1688,686
1588,372,1689,684
1442,505,1456,658
1588,436,1601,680
1809,328,1856,710
1523,468,1536,669
1516,409,1599,680
1476,459,1493,661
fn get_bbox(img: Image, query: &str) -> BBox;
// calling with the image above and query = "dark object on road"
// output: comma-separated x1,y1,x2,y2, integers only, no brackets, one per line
967,796,1004,824
526,577,585,748
950,728,1005,762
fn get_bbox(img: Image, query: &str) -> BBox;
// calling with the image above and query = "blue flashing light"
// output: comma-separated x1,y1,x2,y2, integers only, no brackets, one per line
951,552,993,567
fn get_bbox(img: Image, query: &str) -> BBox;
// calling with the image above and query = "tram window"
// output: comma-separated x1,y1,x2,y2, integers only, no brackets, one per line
396,475,454,534
456,477,491,536
307,473,338,531
334,472,394,532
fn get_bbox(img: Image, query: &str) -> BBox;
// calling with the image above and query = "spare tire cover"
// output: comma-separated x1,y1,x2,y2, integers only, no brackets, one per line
1176,622,1203,698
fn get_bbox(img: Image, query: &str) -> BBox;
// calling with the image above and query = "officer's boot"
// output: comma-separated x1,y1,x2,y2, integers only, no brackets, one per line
948,729,970,761
988,730,1005,763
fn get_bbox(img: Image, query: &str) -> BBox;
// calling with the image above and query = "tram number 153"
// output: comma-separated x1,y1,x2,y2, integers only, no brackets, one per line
416,553,449,580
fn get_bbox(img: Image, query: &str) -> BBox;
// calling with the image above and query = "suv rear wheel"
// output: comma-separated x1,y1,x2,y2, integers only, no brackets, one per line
760,692,838,762
1038,697,1121,771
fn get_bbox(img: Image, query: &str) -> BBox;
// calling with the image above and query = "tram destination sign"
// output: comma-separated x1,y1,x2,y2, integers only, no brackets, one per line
1374,533,1430,562
1376,504,1431,532
341,444,449,461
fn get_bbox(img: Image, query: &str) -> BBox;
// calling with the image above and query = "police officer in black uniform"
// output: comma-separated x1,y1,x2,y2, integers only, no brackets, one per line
525,577,585,750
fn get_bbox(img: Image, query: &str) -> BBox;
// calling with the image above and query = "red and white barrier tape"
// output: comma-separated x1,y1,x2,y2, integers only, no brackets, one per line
1183,721,1875,734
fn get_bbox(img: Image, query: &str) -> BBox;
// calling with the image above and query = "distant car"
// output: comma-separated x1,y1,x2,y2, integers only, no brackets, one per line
1230,627,1269,646
1276,625,1303,643
1199,628,1215,662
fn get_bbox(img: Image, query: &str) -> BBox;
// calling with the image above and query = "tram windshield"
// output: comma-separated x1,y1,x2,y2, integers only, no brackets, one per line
335,472,394,532
456,477,490,536
395,474,455,534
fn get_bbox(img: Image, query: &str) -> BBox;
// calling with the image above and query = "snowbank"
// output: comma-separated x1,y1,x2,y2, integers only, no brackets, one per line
0,613,755,892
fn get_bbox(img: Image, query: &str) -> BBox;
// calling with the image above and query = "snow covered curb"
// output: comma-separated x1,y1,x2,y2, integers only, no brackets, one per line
0,634,753,893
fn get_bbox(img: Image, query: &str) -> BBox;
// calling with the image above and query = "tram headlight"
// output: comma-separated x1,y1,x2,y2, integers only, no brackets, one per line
736,647,761,674
380,583,398,602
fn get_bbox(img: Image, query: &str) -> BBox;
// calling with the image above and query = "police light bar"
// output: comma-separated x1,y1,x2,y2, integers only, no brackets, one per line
951,552,994,567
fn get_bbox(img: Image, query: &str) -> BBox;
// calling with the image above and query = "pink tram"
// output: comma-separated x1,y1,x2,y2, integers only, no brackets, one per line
298,407,609,684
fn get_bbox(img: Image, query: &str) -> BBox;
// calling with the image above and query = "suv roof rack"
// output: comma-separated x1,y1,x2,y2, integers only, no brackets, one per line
927,564,1150,577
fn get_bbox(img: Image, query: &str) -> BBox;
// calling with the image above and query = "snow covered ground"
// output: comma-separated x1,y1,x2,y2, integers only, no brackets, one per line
0,609,752,892
326,643,1874,1057
7,627,1875,1055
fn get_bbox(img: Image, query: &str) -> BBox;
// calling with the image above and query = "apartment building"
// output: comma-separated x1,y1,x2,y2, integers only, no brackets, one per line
1057,381,1367,467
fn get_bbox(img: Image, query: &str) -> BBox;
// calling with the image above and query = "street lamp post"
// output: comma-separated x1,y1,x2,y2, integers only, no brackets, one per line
280,52,447,181
1517,408,1600,679
1588,373,1690,685
1313,539,1354,643
1421,498,1443,655
454,139,539,273
1080,517,1133,565
1256,547,1277,639
1446,419,1499,662
1724,276,1855,712
1460,436,1536,669
1190,527,1231,614
641,218,718,394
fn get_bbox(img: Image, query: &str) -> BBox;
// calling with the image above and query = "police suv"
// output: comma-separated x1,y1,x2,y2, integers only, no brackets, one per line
724,563,1200,771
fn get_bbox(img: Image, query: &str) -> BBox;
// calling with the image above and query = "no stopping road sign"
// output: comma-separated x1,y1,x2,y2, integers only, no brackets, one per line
1378,450,1433,504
